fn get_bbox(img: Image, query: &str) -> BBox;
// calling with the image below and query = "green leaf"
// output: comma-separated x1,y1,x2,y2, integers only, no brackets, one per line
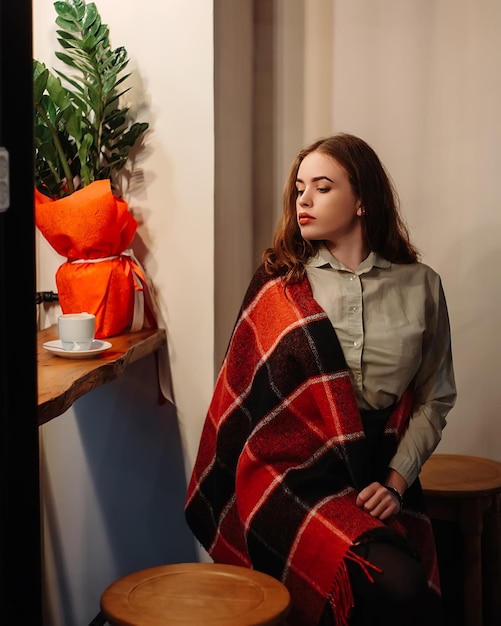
82,3,99,30
65,109,83,142
54,1,80,21
55,16,81,34
33,0,149,198
33,68,49,102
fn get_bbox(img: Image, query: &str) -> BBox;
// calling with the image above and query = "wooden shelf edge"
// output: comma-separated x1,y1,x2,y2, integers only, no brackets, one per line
37,326,166,425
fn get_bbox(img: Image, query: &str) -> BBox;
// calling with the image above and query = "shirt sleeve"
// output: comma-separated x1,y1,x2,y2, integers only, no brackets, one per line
388,276,457,487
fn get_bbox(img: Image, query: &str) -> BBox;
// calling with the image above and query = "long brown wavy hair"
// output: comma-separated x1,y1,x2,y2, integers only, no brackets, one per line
262,133,419,283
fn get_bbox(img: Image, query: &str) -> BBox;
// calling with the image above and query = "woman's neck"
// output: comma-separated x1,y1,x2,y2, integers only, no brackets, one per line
325,238,369,272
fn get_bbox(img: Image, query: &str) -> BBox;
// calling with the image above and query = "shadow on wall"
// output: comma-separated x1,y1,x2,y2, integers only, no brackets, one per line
41,355,198,626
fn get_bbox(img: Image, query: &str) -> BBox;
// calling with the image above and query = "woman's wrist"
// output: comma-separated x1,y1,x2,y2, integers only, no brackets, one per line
384,484,404,510
385,469,408,494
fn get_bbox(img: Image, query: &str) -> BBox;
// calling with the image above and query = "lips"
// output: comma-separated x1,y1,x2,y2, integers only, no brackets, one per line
298,212,315,225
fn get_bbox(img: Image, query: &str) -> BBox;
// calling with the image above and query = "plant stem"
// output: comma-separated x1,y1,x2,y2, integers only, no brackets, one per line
35,104,75,194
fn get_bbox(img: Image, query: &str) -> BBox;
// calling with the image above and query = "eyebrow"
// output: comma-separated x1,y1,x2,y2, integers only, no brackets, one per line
296,176,334,184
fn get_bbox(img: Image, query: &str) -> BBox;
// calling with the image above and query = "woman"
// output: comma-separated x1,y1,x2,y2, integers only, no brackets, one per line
185,133,456,626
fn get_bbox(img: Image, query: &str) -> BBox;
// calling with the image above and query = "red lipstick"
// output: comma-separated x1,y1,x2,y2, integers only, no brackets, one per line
298,212,315,225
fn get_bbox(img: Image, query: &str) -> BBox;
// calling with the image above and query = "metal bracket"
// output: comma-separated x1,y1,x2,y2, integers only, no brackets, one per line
0,147,10,212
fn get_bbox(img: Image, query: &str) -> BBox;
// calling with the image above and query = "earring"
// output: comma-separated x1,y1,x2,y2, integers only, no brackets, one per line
358,206,365,216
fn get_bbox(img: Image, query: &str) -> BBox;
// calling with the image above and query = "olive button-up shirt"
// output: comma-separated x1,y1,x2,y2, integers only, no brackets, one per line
305,245,457,486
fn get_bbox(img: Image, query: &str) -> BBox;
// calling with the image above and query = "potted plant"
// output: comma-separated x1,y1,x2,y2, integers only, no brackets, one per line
34,0,153,339
33,0,149,199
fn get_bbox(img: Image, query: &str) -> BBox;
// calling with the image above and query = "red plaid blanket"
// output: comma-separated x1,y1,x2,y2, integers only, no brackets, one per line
185,266,439,626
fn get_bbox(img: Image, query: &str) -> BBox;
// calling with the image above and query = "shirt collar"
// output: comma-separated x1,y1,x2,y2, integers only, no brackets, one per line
307,243,391,273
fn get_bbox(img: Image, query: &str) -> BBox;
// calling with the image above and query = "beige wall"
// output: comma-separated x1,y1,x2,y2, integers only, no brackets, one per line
214,0,255,367
329,0,501,460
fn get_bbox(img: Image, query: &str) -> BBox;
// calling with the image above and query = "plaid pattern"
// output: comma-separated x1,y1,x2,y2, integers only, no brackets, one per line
185,266,439,626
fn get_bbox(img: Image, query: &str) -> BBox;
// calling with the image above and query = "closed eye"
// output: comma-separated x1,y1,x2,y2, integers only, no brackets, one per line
296,187,330,196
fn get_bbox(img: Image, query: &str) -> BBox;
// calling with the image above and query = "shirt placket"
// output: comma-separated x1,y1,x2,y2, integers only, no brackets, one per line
345,272,364,392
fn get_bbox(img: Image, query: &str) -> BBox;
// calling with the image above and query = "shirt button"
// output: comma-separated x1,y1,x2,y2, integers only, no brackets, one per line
350,306,359,312
349,275,356,281
353,340,361,348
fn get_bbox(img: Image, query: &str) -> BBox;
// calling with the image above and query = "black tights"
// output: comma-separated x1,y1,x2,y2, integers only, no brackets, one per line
348,541,432,626
320,540,441,626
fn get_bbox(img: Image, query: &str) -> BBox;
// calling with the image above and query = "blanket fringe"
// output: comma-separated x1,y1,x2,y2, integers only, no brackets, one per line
345,545,382,583
327,547,382,626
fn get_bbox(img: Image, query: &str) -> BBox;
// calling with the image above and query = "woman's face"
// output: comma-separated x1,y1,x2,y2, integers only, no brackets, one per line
295,151,363,246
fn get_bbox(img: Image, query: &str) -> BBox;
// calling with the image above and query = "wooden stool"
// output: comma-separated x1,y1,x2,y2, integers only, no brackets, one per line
420,453,501,626
99,562,291,625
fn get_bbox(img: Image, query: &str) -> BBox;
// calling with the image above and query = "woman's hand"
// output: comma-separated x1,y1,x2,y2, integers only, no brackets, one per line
356,482,401,520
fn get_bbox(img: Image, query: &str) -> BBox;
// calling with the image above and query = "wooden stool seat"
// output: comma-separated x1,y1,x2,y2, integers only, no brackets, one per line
420,454,501,626
100,562,291,626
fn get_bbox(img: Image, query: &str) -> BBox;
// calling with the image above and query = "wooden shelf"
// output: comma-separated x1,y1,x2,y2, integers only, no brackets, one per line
37,325,166,426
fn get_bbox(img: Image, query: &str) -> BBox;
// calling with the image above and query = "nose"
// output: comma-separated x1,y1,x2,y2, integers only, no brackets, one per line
298,189,312,207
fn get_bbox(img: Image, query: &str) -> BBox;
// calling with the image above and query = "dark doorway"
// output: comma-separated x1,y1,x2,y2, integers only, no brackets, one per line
0,0,43,622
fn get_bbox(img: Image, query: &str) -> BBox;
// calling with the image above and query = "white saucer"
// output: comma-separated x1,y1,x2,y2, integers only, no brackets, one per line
42,339,112,359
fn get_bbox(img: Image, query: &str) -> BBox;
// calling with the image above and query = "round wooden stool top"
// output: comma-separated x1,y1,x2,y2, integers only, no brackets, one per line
420,454,501,498
100,562,291,626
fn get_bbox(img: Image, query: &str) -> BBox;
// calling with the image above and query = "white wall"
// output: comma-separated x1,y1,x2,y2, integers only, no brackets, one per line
33,1,215,624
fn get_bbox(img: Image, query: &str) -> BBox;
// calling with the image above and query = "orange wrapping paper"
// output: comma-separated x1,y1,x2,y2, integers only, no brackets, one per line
35,180,144,338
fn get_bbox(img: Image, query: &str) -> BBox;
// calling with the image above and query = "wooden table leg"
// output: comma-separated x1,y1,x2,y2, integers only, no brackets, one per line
420,455,501,626
483,494,501,625
459,498,484,626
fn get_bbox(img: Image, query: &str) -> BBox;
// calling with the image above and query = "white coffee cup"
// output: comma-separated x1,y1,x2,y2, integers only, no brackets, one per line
58,312,96,351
